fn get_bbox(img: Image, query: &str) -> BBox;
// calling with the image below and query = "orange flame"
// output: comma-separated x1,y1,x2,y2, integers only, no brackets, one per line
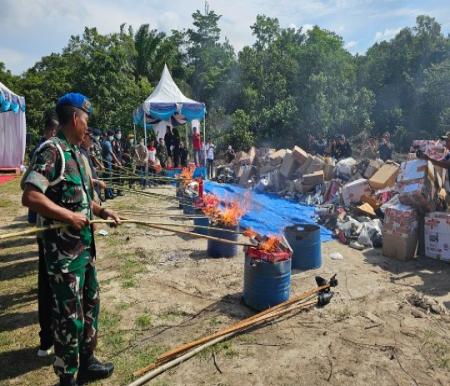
243,228,258,238
259,236,282,252
180,165,195,188
219,201,245,227
199,194,246,227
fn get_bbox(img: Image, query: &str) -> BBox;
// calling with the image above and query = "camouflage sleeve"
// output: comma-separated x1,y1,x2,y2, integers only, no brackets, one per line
23,144,59,193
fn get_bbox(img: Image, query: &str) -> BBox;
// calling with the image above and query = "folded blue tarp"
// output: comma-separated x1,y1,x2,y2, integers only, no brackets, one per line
204,181,332,241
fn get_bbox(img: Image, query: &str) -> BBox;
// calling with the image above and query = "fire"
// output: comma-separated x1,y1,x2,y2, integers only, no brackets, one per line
243,228,258,238
219,201,245,227
180,165,195,188
198,194,246,227
259,236,282,252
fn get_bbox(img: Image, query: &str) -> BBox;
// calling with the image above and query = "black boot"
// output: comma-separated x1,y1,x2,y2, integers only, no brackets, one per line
77,354,114,385
60,374,78,386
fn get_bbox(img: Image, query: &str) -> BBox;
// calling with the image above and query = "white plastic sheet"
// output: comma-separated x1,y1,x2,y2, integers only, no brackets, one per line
0,110,26,168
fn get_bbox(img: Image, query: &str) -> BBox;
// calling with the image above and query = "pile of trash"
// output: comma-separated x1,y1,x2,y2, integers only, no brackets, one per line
216,141,450,259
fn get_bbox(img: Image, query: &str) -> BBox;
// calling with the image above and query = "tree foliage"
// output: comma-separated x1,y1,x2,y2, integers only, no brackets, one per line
2,9,450,152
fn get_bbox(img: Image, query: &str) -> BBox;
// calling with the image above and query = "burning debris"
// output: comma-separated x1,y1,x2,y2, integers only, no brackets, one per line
243,228,292,263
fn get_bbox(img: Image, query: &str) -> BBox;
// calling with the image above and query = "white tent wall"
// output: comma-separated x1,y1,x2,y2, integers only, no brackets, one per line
153,120,170,140
0,110,26,168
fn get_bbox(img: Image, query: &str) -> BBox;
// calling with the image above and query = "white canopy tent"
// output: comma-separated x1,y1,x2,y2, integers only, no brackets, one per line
133,64,206,148
0,81,26,169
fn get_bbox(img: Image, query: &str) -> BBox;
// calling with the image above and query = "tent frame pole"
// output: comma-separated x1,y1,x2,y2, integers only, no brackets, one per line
143,113,147,147
203,116,207,180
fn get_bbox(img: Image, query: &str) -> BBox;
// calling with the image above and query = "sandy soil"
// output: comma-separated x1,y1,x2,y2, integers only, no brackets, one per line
1,177,450,386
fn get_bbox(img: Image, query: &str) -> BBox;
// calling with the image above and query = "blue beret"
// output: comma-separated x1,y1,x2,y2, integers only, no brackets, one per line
57,92,92,114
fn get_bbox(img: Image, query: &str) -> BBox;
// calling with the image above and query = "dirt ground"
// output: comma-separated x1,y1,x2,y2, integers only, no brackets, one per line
1,176,450,386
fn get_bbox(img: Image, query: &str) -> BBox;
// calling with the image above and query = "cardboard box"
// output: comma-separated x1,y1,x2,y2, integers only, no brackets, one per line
411,140,447,160
397,160,434,184
294,179,315,193
382,200,418,261
425,212,450,261
297,156,314,175
342,178,372,206
304,156,325,174
382,231,418,261
239,165,255,187
363,159,384,179
280,150,298,178
302,170,324,186
292,146,309,164
323,164,335,181
398,179,435,212
369,164,399,190
234,151,249,165
397,160,436,212
259,163,277,176
270,149,287,166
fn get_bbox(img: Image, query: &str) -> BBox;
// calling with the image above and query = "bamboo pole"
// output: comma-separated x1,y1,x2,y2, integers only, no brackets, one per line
133,282,334,377
0,219,255,247
132,299,318,380
128,333,236,386
146,293,320,369
118,220,254,247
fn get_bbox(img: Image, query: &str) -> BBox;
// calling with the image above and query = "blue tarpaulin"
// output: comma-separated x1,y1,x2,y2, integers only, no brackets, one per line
204,181,332,241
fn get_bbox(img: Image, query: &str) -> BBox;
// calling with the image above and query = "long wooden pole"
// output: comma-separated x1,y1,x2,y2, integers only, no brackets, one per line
133,282,333,377
132,299,318,380
0,219,255,247
128,333,236,386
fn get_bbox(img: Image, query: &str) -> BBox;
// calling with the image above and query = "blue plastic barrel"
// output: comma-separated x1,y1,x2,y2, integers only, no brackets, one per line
176,182,183,209
284,224,322,270
193,209,209,235
28,209,37,224
207,225,238,258
243,255,291,311
182,196,195,214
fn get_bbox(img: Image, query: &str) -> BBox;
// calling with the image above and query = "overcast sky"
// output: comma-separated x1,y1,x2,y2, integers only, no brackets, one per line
1,0,449,75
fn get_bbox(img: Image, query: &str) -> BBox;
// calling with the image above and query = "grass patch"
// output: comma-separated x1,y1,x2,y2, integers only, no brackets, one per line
199,340,237,360
114,345,166,383
0,198,16,208
158,307,186,322
135,313,153,329
209,316,222,327
0,331,13,348
117,302,132,311
100,309,121,331
119,256,144,289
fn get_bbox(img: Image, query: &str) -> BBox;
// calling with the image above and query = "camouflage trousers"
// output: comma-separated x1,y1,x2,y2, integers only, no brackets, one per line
48,262,100,376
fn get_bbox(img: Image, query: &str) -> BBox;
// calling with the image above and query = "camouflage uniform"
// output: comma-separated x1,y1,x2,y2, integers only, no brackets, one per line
22,131,99,377
90,139,103,168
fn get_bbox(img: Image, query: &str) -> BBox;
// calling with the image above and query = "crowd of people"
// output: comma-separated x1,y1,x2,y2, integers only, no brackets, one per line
308,132,395,162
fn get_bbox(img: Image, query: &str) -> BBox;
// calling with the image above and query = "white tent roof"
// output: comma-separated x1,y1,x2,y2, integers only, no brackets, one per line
143,64,201,110
0,81,22,98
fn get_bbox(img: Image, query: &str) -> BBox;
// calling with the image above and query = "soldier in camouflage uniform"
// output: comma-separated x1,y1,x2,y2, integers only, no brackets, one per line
22,93,120,386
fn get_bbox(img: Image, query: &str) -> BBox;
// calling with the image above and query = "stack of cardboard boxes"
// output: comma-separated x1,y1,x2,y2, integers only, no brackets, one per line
382,201,419,260
397,160,436,212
